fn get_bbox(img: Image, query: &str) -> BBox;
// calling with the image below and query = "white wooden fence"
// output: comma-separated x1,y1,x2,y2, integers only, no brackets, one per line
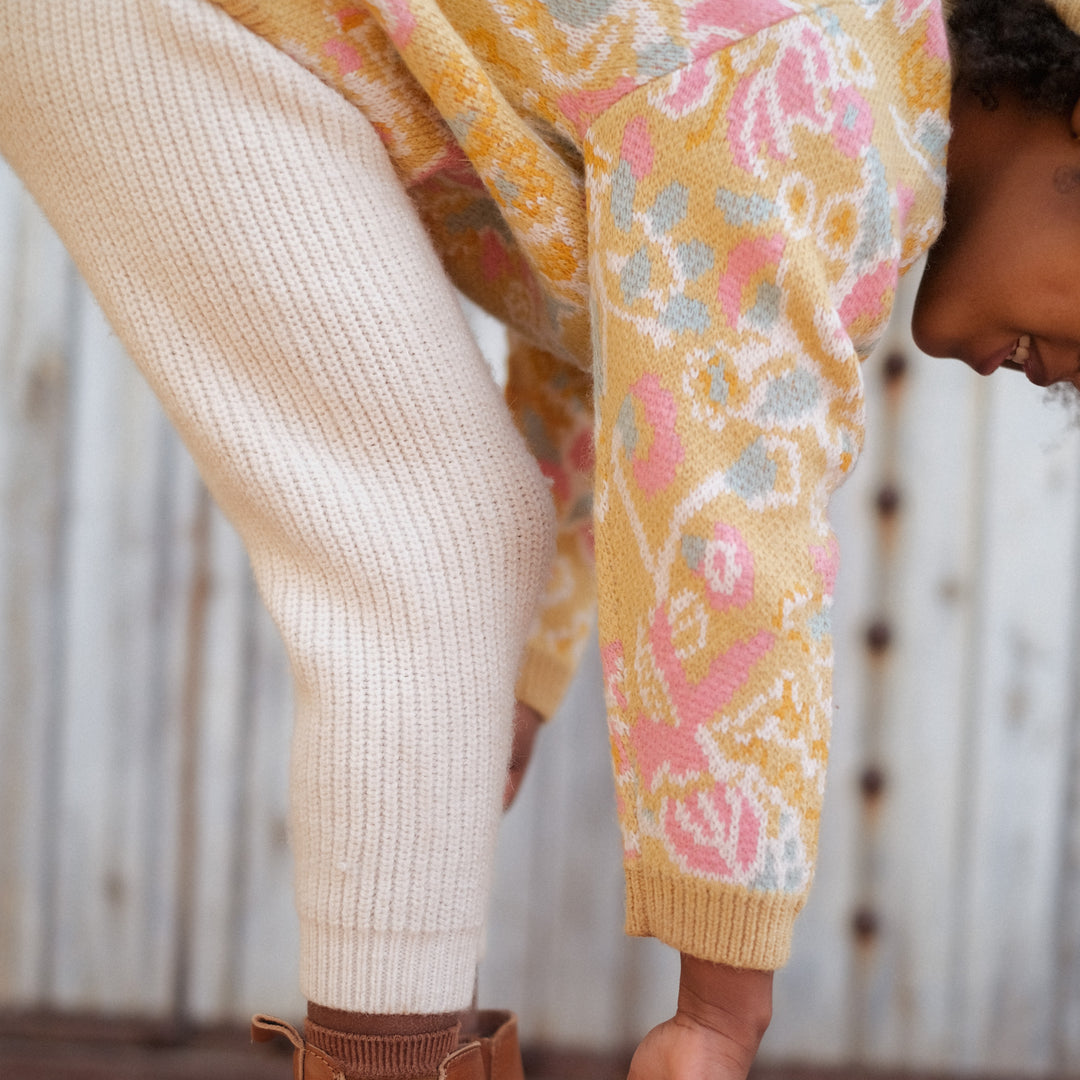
4,157,1080,1075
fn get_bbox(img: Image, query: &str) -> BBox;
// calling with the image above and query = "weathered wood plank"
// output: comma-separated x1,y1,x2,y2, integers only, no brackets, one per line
0,169,77,1005
1052,507,1080,1071
845,295,990,1067
953,374,1080,1073
228,596,301,1021
864,358,987,1070
186,505,262,1017
510,641,630,1048
48,279,188,1014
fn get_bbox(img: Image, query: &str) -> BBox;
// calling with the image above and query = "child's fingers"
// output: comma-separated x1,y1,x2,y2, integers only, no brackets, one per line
503,701,543,810
626,1015,755,1080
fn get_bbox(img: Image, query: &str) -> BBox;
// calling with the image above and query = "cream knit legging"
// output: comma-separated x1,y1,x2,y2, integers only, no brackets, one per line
0,0,554,1013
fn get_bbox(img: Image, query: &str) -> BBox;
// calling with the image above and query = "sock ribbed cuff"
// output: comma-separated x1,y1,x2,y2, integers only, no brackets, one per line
303,1018,461,1079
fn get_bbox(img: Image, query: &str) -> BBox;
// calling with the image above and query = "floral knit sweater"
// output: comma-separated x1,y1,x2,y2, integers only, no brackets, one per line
208,0,950,968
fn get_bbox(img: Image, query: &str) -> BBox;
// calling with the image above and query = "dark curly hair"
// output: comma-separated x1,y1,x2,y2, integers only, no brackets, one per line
948,0,1080,114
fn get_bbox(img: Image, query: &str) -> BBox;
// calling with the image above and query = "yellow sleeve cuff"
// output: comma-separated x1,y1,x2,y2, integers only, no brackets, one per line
623,862,799,971
514,643,578,721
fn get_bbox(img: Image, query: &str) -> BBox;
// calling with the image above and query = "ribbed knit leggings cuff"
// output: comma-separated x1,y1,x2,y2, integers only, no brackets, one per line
301,921,483,1013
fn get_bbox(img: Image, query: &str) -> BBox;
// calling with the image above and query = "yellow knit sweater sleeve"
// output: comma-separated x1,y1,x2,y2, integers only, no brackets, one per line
505,332,597,720
584,10,947,967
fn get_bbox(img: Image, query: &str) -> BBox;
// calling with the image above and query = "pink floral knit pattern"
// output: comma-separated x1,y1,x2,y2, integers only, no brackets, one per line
207,0,950,966
585,8,948,960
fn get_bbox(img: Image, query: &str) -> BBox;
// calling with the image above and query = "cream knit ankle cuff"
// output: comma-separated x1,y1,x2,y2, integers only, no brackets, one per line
302,922,484,1015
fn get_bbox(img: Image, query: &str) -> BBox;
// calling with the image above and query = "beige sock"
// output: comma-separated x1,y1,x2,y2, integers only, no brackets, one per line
0,0,554,1013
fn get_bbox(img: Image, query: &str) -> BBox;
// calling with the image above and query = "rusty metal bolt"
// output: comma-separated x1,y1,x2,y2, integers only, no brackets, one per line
883,351,908,384
865,619,893,654
860,766,887,800
875,485,901,518
852,907,880,943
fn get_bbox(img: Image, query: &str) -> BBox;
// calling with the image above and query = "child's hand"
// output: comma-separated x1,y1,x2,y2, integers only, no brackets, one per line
627,956,773,1080
503,701,542,810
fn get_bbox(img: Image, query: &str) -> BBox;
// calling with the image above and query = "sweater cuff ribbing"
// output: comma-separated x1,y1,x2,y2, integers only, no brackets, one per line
300,920,483,1014
514,643,576,721
623,861,800,970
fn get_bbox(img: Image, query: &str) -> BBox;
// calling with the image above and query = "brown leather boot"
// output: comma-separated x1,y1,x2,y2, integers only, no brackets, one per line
251,1010,525,1080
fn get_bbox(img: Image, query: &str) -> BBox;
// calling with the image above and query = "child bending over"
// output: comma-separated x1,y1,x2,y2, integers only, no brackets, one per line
2,0,1079,1076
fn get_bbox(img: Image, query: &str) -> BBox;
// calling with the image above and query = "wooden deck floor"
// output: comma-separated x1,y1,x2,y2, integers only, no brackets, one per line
0,1011,1040,1080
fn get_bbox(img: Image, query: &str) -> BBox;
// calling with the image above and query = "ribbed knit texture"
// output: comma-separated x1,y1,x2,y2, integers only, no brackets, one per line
304,1018,460,1079
0,0,554,1012
199,0,953,969
505,332,596,720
